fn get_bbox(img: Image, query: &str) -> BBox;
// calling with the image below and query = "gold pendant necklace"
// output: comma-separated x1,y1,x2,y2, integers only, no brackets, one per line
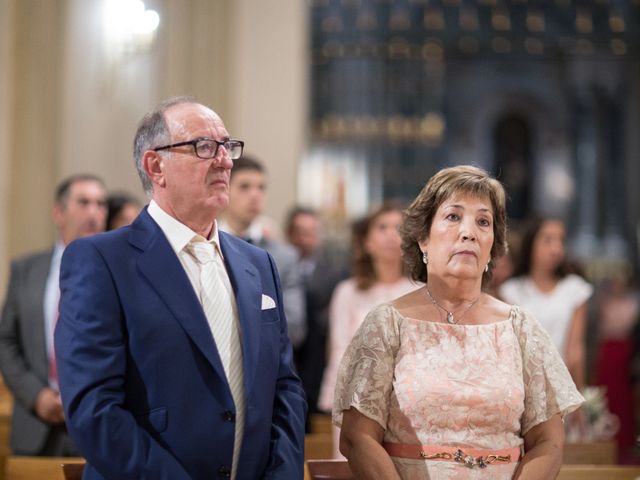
425,286,481,324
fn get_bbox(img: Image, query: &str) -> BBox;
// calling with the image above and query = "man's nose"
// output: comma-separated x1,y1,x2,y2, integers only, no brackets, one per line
214,146,234,169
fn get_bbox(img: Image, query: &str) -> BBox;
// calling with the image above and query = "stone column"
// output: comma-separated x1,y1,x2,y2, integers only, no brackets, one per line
572,86,599,258
0,0,15,294
602,89,628,259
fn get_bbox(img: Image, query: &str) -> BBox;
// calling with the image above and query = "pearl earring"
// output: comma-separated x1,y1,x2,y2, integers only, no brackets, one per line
485,259,491,273
422,251,428,266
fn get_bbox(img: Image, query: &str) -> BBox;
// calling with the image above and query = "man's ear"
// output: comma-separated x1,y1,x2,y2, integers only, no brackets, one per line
143,150,166,188
51,203,64,228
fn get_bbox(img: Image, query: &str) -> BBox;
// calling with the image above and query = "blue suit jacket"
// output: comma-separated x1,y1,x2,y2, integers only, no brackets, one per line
55,209,306,479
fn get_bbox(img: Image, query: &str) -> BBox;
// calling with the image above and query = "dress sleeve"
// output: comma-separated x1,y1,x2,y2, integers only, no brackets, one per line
513,307,585,435
318,280,353,412
565,274,593,307
332,304,400,431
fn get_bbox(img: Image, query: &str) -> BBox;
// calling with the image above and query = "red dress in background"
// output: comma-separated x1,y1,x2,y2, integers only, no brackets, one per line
594,289,639,464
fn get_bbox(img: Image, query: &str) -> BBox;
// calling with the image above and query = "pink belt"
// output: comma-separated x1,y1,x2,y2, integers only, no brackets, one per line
382,442,521,469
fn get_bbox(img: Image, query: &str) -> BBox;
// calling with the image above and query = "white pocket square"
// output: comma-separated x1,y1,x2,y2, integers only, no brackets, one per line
261,294,276,310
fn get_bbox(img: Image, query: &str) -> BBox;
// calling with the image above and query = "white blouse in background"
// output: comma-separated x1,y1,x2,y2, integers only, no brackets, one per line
499,274,593,357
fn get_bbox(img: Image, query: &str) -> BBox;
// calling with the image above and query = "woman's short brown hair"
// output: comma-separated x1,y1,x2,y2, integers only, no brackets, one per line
401,165,508,285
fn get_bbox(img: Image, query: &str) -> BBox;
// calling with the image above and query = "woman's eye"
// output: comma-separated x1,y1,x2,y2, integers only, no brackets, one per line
446,213,459,221
478,218,491,227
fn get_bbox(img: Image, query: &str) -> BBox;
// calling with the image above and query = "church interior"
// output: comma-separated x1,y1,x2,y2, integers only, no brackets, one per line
1,0,640,477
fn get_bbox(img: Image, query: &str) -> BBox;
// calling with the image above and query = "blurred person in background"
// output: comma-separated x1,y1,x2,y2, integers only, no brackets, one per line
499,217,592,391
483,231,517,298
595,270,639,462
0,174,107,456
318,201,417,457
106,191,142,230
285,206,349,428
633,309,640,461
220,156,306,349
334,166,583,479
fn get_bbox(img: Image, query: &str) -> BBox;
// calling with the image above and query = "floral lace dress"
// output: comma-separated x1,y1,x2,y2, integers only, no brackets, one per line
332,304,584,479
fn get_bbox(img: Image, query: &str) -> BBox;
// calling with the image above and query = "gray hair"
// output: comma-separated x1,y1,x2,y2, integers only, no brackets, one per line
133,95,198,196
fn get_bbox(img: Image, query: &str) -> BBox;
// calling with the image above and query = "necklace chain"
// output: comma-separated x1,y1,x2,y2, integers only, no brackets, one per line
425,286,481,324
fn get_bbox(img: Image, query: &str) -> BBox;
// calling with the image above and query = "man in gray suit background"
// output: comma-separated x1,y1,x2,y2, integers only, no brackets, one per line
219,156,306,349
0,174,107,455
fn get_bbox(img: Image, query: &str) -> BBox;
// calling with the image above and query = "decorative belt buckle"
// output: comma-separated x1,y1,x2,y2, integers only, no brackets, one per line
453,449,512,469
454,449,477,468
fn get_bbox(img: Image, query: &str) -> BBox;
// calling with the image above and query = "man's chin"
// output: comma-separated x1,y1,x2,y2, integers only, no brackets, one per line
205,195,229,213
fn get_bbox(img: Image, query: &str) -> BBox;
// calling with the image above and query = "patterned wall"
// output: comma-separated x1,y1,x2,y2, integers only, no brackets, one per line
304,0,640,266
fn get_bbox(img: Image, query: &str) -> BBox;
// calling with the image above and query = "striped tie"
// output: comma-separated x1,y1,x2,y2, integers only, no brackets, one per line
189,240,245,479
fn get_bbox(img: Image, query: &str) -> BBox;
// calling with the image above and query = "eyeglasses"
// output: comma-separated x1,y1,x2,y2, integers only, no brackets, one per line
153,138,244,160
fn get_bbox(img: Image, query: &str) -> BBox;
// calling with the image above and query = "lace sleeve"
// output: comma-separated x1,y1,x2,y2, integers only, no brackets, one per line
513,307,585,435
332,304,400,431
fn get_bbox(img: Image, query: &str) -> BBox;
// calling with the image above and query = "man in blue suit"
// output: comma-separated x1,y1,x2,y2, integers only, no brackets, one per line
55,97,306,479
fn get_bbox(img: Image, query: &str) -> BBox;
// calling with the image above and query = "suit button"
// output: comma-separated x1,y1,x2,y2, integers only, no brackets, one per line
218,466,231,477
223,410,235,422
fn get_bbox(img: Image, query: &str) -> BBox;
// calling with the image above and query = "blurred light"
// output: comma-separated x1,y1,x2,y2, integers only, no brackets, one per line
526,10,545,32
525,37,544,55
609,15,625,33
459,8,479,31
611,39,627,56
390,10,411,31
424,8,445,31
492,10,511,31
546,165,574,202
422,39,444,62
104,0,159,57
576,9,593,34
135,9,160,35
356,11,377,31
420,112,445,143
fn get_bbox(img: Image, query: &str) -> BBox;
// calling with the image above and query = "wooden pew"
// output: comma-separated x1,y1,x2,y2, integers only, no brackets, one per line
305,433,333,460
61,462,84,480
306,459,353,480
304,459,640,480
558,464,640,480
4,456,84,480
310,414,332,435
0,378,13,480
563,441,617,464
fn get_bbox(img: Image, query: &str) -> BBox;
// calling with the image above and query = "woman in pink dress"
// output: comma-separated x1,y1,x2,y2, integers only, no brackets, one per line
318,202,418,456
333,166,584,479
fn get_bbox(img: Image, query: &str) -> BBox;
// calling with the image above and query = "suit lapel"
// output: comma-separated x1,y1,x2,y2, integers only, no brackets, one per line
218,233,261,398
131,210,229,386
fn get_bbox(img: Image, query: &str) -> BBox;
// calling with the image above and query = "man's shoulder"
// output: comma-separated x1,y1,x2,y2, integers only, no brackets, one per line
64,228,136,263
73,228,130,248
11,248,53,268
260,238,298,263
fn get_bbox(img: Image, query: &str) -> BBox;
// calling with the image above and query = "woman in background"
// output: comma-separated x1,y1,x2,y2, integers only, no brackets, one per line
595,270,639,461
318,202,418,457
499,217,592,391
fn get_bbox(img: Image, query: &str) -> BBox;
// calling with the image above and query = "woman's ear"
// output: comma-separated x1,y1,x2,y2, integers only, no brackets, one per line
418,236,429,254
